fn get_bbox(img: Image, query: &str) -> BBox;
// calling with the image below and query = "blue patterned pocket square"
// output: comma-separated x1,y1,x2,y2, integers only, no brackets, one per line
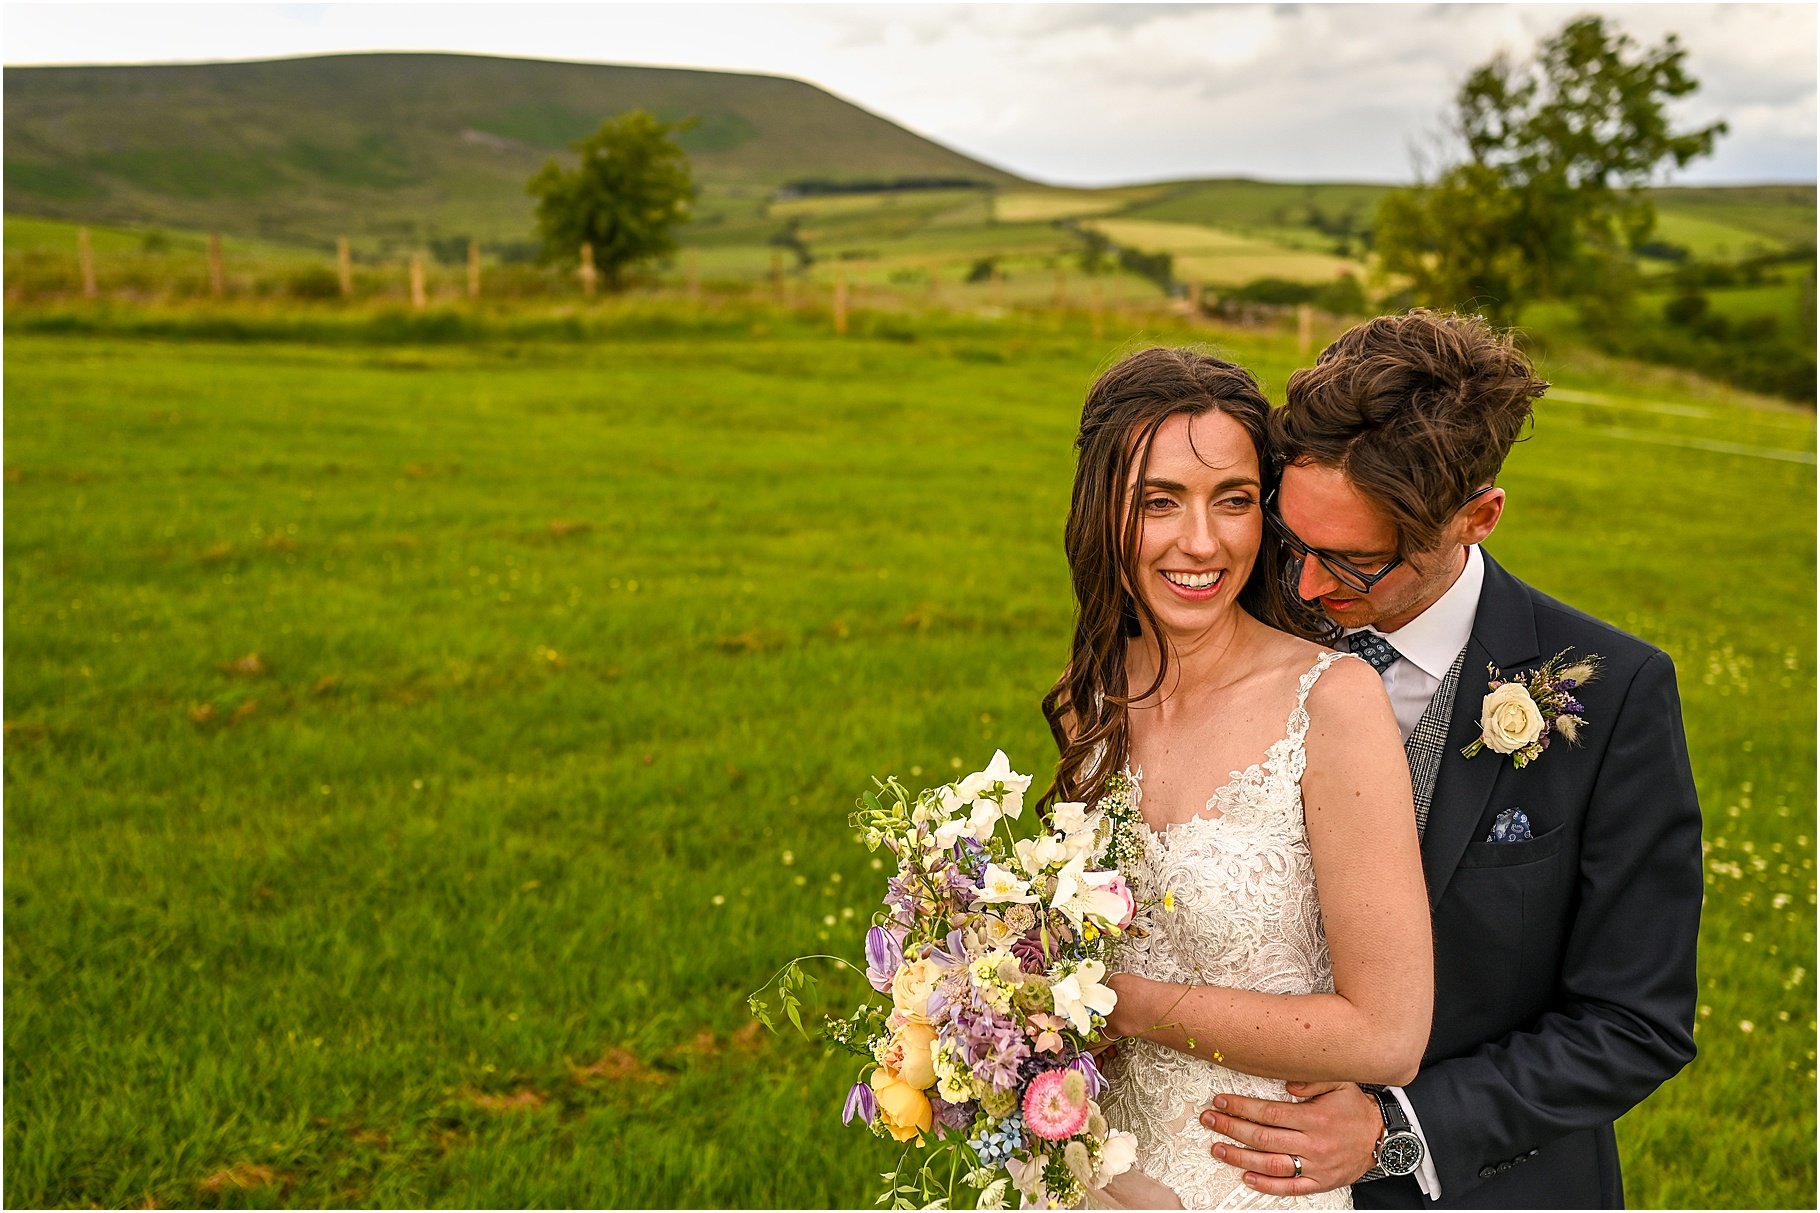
1486,808,1533,843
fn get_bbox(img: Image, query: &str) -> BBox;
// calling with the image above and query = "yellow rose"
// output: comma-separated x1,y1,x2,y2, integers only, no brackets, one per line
1481,683,1545,753
891,957,943,1023
892,1020,939,1090
869,1065,933,1142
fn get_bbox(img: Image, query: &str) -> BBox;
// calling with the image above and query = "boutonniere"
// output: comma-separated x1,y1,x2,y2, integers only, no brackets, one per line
1462,649,1601,768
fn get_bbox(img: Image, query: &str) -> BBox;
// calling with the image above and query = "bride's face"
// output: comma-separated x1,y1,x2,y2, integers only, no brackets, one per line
1123,410,1263,637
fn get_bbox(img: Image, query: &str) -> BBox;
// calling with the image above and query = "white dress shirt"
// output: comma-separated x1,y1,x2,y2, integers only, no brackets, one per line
1346,543,1486,1200
1346,544,1486,744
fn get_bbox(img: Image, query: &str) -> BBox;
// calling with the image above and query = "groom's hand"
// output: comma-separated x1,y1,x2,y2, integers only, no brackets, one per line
1200,1082,1381,1196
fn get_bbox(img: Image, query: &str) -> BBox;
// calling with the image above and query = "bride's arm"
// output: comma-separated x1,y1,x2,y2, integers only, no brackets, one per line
1105,656,1433,1085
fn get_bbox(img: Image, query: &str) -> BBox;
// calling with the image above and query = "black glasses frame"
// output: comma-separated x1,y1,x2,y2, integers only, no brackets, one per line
1264,485,1495,596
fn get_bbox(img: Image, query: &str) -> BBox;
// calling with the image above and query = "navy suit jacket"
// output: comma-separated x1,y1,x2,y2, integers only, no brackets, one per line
1355,552,1701,1209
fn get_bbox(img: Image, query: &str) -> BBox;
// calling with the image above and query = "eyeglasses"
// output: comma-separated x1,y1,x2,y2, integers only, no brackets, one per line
1264,485,1494,596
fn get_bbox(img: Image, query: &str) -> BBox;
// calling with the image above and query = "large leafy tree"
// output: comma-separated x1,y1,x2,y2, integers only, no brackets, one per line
527,110,695,290
1375,16,1726,323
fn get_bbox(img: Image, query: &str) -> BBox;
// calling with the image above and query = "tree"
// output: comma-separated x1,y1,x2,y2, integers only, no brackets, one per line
1375,16,1726,323
527,110,695,290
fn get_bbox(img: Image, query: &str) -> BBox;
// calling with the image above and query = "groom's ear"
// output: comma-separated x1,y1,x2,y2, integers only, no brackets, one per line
1457,488,1506,546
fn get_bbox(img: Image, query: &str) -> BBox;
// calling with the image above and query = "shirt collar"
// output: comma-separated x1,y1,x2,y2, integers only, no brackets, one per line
1347,545,1485,681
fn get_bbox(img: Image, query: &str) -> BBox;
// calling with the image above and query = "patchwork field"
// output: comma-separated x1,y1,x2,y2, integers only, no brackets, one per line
2,302,1814,1208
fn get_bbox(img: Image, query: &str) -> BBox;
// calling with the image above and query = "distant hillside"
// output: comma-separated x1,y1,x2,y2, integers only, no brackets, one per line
3,53,1028,247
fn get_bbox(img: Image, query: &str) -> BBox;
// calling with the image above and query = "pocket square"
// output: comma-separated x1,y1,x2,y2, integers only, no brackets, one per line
1486,807,1533,843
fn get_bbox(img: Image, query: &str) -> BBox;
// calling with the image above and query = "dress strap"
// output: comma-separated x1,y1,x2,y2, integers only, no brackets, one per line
1284,649,1354,747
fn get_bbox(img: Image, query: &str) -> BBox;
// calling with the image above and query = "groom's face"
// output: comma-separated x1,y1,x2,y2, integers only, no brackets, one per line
1278,462,1464,633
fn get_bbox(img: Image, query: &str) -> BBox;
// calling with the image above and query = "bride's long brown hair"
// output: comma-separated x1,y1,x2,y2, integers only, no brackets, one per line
1039,347,1327,812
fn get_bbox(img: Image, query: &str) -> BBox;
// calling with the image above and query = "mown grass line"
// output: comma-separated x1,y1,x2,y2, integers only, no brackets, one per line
3,312,1812,1208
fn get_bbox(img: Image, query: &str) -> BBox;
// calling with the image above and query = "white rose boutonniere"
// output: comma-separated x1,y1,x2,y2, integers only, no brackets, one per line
1462,649,1601,768
1479,683,1546,753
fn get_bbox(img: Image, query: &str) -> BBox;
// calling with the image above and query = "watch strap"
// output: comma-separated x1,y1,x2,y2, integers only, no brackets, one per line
1357,1084,1422,1181
1369,1085,1413,1135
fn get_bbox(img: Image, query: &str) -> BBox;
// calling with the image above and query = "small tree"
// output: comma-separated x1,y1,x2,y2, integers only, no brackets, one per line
527,110,695,291
1375,15,1725,323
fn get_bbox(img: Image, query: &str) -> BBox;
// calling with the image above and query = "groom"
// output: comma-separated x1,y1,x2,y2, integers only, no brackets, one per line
1201,310,1702,1207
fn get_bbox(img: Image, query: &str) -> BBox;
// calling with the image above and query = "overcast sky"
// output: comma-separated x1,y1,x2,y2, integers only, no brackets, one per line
6,2,1813,186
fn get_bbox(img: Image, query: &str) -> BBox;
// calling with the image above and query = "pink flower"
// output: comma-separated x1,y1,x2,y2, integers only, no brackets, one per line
1022,1068,1090,1141
1027,1012,1066,1055
1100,874,1137,929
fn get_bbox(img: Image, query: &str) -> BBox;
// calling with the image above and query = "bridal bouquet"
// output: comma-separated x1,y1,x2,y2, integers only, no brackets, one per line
751,752,1152,1209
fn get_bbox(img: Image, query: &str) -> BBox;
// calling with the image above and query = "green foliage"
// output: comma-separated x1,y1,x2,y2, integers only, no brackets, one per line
748,960,820,1040
526,110,697,289
1376,15,1726,322
285,265,344,301
1226,275,1367,316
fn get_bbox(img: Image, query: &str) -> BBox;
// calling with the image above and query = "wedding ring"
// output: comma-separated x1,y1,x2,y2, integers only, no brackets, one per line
1291,1156,1304,1179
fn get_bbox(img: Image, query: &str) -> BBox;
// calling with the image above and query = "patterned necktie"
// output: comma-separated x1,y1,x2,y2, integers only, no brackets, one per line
1346,630,1401,675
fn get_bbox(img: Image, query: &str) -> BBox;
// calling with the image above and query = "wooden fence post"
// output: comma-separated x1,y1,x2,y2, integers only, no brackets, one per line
833,267,849,336
1091,280,1104,341
337,237,353,298
580,243,598,297
467,241,481,299
208,232,225,298
1190,280,1204,316
1297,303,1314,356
409,253,426,310
77,227,97,299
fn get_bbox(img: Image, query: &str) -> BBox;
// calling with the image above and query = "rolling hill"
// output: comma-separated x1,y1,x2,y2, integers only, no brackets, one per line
3,53,1028,247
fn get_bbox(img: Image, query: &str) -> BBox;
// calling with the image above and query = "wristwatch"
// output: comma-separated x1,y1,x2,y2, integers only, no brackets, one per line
1361,1085,1425,1177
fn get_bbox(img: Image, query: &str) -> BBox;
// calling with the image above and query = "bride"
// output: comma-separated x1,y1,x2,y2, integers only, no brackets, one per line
1040,348,1433,1209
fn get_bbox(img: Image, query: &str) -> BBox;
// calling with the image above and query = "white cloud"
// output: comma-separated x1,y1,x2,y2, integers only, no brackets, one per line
3,2,1812,184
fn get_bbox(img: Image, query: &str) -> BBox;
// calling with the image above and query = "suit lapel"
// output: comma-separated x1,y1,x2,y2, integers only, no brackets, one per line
1421,551,1541,909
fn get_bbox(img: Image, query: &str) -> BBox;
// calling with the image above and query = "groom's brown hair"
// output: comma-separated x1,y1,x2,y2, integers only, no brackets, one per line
1274,309,1548,557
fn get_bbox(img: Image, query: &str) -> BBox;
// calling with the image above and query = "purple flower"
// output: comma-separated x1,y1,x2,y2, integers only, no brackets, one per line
951,838,988,877
842,1080,876,1126
883,875,918,927
929,928,970,969
1011,932,1050,971
1066,1051,1106,1099
929,1093,974,1131
865,926,904,992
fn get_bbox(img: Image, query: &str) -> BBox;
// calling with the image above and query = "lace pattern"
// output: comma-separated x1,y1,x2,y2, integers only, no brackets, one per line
1094,651,1354,1210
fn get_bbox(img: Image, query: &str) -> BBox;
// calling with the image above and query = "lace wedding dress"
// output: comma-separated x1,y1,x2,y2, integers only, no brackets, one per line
1093,650,1354,1210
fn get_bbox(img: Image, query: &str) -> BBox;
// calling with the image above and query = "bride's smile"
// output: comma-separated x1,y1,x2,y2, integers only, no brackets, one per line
1126,410,1262,636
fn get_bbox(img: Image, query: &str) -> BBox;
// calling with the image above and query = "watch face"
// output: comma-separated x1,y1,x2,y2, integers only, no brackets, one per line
1379,1132,1424,1176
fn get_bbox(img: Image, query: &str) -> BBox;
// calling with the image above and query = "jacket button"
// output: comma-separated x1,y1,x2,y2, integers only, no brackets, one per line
1527,1149,1540,1158
1479,1167,1497,1179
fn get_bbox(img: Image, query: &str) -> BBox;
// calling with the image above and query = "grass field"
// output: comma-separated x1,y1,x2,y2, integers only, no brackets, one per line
1085,218,1366,287
2,300,1814,1209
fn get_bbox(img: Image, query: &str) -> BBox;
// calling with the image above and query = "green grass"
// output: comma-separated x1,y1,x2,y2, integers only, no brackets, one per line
1085,218,1365,287
3,302,1814,1208
1651,185,1818,253
1116,179,1394,232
